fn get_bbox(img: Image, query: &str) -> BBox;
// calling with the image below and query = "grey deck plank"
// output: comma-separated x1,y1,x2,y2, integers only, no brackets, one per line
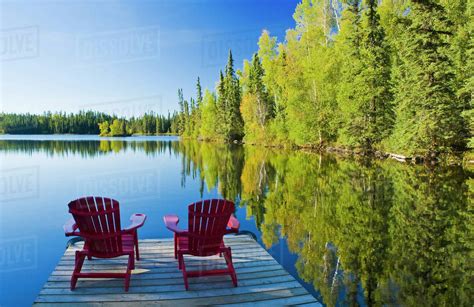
217,294,322,306
44,268,289,288
34,288,310,306
47,260,281,279
40,275,296,295
35,281,303,302
34,235,317,305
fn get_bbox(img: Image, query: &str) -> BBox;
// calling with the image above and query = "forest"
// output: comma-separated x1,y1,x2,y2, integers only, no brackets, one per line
0,111,179,136
175,0,472,159
0,124,470,306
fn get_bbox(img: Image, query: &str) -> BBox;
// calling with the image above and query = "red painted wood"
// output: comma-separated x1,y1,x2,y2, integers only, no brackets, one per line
65,196,146,291
163,199,240,290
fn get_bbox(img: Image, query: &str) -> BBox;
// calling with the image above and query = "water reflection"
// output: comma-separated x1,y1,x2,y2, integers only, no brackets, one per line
0,138,471,306
0,139,178,157
177,141,472,307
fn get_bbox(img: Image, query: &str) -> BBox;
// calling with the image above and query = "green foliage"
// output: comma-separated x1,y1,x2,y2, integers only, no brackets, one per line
240,54,274,144
199,90,219,139
337,0,394,150
98,121,110,136
336,0,363,146
179,51,244,142
0,111,113,134
389,0,467,156
0,110,177,136
283,0,340,147
1,135,470,305
174,0,471,158
220,50,244,141
108,119,127,136
175,140,472,306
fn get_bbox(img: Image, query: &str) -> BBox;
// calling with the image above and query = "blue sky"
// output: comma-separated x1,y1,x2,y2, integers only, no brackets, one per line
0,0,297,117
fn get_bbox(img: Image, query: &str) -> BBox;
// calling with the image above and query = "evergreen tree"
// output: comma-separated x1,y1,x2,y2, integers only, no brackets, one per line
224,50,244,141
183,99,190,137
194,78,203,138
389,0,466,157
169,0,471,159
216,70,228,139
177,88,185,135
341,0,393,150
441,0,473,149
336,0,363,146
196,77,203,107
462,0,473,149
248,53,273,126
241,53,274,143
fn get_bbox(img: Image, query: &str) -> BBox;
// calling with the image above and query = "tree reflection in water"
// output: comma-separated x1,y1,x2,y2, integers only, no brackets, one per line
2,138,471,306
176,141,472,307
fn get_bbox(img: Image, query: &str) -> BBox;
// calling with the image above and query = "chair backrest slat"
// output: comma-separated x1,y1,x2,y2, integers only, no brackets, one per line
104,197,117,252
111,199,122,252
68,196,123,255
187,199,234,256
95,197,111,253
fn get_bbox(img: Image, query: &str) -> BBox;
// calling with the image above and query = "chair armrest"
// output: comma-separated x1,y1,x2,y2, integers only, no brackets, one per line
226,214,240,234
64,218,80,237
163,215,186,234
123,213,147,232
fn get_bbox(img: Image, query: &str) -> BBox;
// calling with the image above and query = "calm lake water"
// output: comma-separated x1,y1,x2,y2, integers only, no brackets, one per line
0,135,471,306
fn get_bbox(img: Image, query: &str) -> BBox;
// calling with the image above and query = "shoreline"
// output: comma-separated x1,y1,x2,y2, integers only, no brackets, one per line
190,136,473,167
2,133,472,166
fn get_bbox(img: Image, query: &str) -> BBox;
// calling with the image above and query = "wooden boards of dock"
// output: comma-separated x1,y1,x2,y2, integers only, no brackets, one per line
34,235,321,306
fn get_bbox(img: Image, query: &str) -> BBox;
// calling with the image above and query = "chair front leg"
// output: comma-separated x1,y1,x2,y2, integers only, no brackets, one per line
124,252,134,292
71,251,86,290
174,233,178,259
133,231,140,260
223,248,237,287
178,253,189,290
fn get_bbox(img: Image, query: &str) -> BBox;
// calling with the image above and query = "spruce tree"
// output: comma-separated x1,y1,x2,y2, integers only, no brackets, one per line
462,0,473,149
194,77,203,138
352,0,393,150
249,53,273,126
183,99,190,136
442,0,472,149
222,50,244,141
196,77,203,107
177,88,185,135
390,0,465,157
241,53,274,143
216,70,228,139
336,0,363,147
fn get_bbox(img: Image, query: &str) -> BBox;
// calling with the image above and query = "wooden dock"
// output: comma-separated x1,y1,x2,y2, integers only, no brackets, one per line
34,235,320,306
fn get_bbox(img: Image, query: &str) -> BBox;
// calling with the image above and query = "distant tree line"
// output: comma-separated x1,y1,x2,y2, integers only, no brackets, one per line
98,113,178,136
176,0,472,159
0,111,179,136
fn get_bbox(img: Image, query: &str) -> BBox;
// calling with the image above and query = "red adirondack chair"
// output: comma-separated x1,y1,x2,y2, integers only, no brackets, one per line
63,196,146,291
163,199,240,290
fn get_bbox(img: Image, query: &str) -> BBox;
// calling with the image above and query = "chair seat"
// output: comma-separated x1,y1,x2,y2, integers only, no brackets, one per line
177,236,226,255
83,234,135,255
